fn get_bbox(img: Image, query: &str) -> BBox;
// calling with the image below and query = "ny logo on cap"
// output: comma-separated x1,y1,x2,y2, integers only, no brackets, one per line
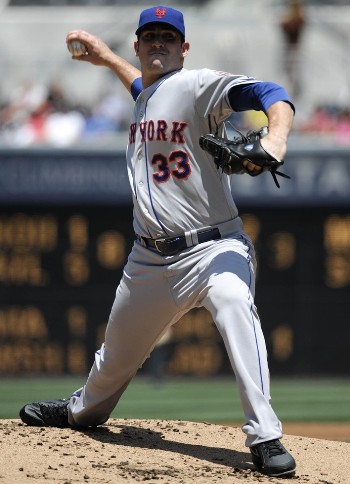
155,8,166,18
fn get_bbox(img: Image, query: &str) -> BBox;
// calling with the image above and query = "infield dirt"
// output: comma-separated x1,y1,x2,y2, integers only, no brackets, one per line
0,418,349,483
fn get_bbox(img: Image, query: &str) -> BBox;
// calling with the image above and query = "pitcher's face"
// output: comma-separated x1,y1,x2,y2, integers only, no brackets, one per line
135,25,189,81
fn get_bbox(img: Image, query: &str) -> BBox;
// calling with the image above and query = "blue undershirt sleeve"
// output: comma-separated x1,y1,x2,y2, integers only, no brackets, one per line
131,77,143,101
228,82,295,114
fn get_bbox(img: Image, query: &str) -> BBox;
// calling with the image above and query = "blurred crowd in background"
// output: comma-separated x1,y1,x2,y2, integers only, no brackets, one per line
0,81,132,148
1,81,350,148
1,0,350,148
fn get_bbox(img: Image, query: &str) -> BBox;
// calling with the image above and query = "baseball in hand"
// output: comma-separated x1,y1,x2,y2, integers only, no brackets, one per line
67,40,88,56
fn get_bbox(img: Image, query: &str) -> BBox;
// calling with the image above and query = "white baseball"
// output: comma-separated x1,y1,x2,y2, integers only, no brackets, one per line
67,40,87,56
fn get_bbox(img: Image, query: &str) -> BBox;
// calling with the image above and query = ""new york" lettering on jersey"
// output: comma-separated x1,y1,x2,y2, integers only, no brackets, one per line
129,120,188,144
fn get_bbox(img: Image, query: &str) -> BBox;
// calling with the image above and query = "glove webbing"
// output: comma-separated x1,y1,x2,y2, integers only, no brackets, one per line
215,124,291,188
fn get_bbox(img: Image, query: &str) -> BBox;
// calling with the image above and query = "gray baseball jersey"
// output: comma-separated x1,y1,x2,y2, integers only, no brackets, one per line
127,68,257,238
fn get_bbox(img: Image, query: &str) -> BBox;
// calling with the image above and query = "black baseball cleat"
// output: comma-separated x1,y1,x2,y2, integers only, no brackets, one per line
250,438,296,477
19,398,71,428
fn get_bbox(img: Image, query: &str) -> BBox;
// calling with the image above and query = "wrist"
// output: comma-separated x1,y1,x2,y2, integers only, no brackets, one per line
261,136,287,161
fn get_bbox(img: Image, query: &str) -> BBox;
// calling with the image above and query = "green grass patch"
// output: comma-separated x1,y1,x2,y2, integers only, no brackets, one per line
1,376,349,422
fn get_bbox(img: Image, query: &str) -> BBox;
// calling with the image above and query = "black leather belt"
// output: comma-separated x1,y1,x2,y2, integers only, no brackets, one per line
136,227,221,256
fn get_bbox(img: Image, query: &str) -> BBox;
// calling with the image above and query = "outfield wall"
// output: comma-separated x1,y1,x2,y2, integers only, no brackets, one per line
0,147,349,377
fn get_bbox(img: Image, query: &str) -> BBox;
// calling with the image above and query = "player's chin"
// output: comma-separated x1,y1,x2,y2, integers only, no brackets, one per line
150,59,165,69
151,57,164,69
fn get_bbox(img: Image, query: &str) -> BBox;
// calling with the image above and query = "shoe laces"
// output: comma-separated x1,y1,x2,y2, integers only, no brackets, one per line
40,399,69,425
264,440,286,457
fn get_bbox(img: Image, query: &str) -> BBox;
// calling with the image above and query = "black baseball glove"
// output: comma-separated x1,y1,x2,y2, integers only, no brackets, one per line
199,126,290,188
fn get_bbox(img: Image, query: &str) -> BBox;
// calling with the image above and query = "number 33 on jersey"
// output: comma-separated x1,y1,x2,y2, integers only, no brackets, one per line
126,68,257,238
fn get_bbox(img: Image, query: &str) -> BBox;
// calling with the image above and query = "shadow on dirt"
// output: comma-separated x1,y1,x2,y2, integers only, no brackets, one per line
81,422,255,472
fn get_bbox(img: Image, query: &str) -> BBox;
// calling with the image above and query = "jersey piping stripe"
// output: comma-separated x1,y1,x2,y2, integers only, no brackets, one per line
247,254,265,395
143,70,182,236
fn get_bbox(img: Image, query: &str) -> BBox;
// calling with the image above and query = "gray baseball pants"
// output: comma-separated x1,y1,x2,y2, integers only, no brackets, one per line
68,223,282,447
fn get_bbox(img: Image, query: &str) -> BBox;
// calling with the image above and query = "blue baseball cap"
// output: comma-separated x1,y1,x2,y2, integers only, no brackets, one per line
135,6,185,39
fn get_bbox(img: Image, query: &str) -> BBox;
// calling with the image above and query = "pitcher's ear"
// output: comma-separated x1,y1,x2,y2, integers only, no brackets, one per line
182,41,190,58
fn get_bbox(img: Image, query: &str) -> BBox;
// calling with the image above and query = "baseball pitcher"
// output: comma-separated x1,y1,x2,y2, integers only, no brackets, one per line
20,6,296,478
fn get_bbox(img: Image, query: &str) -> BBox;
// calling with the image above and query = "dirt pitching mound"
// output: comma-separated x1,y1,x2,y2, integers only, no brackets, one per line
0,418,349,483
